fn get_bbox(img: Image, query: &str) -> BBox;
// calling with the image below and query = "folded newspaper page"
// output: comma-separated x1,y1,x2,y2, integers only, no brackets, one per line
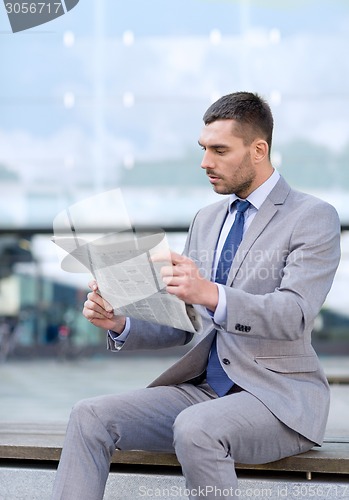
52,190,202,334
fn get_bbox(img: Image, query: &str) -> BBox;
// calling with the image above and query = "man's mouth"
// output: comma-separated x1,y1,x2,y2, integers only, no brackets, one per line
207,173,221,184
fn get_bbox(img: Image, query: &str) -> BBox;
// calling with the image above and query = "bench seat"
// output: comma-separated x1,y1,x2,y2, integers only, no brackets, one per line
1,423,349,480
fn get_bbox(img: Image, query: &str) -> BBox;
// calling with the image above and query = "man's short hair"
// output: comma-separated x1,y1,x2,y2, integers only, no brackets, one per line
203,92,274,155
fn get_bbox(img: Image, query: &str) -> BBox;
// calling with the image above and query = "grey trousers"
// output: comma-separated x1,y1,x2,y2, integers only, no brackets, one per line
52,383,313,500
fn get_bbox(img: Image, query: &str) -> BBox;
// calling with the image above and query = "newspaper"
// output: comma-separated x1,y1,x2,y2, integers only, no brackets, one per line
53,226,202,334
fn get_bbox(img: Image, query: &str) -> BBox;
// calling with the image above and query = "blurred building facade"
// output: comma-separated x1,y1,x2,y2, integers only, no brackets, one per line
0,0,348,357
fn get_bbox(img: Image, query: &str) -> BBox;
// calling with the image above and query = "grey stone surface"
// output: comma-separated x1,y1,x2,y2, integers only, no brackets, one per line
1,467,349,500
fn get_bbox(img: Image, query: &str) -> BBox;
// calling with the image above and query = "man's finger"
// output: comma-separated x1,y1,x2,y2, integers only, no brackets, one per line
150,250,171,263
101,296,114,313
88,279,98,291
169,251,186,265
160,265,175,278
87,291,113,314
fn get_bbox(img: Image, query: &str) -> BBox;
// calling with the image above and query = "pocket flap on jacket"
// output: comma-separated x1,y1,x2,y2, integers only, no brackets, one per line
254,355,318,374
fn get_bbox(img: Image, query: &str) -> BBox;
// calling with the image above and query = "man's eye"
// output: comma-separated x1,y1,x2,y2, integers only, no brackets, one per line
216,150,226,155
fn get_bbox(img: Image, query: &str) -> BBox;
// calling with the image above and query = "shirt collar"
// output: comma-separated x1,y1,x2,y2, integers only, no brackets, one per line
228,169,280,212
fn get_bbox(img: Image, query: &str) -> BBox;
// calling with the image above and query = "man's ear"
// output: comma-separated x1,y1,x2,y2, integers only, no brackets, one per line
252,140,269,164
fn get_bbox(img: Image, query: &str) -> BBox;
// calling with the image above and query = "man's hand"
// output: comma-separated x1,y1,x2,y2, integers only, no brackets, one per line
157,251,219,311
83,280,126,332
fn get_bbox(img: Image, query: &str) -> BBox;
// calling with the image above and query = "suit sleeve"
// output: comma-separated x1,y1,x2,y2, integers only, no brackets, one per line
107,319,194,352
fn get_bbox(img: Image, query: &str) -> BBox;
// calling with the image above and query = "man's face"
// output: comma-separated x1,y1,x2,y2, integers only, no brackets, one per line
198,119,256,198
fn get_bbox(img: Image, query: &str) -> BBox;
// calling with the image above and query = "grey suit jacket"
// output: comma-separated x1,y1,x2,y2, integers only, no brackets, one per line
109,176,341,445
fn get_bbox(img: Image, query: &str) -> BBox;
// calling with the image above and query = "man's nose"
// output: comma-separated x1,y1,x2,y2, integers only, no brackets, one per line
200,151,213,170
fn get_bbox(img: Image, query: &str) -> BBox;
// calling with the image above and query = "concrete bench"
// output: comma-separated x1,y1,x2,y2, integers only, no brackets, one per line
1,423,349,476
1,423,349,499
326,373,349,385
1,423,349,474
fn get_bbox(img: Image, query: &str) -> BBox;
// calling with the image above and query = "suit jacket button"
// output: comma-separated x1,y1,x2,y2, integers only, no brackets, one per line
222,358,230,365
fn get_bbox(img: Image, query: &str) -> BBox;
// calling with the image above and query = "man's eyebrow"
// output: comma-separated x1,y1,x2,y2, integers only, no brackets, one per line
198,140,229,149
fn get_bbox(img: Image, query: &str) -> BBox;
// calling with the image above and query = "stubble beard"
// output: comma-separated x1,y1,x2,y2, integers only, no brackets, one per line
210,152,256,197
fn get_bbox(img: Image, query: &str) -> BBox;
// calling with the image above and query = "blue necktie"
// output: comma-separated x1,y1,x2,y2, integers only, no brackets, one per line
206,200,250,397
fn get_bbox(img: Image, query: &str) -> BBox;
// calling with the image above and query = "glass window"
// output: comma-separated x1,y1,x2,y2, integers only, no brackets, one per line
0,1,348,435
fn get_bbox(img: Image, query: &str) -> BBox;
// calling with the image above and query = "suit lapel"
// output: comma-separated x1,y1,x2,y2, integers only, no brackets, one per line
200,200,229,280
227,176,291,285
148,329,216,387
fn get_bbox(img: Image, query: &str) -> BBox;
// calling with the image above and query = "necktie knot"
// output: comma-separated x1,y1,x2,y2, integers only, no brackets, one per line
235,199,250,214
214,199,250,286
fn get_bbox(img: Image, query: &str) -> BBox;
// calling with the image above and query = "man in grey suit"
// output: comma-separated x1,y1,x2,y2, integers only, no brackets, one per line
52,92,341,499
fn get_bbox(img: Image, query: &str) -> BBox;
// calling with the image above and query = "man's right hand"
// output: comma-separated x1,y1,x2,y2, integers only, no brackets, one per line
83,280,126,333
